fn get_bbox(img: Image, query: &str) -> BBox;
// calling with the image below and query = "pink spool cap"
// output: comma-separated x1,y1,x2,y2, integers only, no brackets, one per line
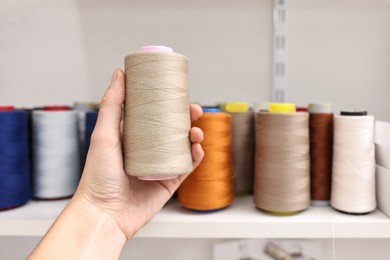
140,45,173,53
137,45,178,181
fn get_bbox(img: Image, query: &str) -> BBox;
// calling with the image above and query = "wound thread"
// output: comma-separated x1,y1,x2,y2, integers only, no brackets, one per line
0,109,31,210
254,112,310,213
309,103,333,206
178,112,234,211
32,109,81,199
227,108,255,195
331,113,376,214
123,47,192,180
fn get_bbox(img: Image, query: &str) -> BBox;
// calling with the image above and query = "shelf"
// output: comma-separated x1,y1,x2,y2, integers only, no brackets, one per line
0,196,389,238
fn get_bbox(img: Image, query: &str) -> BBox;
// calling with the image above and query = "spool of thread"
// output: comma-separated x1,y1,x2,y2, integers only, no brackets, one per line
375,121,390,169
32,106,81,199
123,46,192,181
264,241,292,260
0,107,31,210
223,102,255,195
331,111,376,214
85,110,99,158
254,103,310,214
178,111,234,211
308,103,333,206
376,165,390,218
74,102,98,168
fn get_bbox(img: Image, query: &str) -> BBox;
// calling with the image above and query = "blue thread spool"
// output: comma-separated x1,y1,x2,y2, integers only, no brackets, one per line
0,107,31,210
85,111,99,159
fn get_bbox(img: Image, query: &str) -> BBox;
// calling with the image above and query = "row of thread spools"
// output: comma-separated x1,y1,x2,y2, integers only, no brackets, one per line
0,104,99,210
1,101,389,217
179,102,389,216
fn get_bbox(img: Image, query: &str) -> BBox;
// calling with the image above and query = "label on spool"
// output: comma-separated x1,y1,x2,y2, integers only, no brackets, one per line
308,103,332,113
296,107,308,112
222,102,249,113
202,107,221,113
44,106,71,111
269,103,296,113
0,106,15,111
340,110,367,116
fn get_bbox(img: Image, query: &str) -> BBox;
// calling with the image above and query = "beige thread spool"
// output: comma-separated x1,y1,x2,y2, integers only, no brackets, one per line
254,111,310,214
124,46,192,180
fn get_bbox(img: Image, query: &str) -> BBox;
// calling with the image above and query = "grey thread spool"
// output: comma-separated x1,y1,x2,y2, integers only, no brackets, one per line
230,110,255,195
32,109,81,199
124,46,192,180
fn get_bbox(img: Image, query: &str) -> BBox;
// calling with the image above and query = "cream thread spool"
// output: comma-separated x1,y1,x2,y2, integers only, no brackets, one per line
124,46,192,180
331,111,376,214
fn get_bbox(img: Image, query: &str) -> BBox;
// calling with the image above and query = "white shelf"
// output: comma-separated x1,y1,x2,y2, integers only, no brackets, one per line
0,196,389,238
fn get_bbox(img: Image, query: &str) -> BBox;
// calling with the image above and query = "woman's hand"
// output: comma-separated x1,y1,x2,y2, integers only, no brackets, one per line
75,69,204,239
29,69,204,260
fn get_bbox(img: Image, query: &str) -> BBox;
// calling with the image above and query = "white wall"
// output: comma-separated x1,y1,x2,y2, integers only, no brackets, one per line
1,0,389,119
1,0,390,259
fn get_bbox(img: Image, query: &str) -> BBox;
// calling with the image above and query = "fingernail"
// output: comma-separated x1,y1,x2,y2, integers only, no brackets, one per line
111,70,118,84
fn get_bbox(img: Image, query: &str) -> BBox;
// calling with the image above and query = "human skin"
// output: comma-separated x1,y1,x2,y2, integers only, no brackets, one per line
28,69,204,259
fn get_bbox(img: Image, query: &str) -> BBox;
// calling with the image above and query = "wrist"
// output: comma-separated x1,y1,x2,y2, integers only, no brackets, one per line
70,191,129,240
29,191,127,260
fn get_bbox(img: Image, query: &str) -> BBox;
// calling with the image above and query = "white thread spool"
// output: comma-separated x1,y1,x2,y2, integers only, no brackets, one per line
32,109,81,199
376,165,390,217
375,121,390,217
331,114,376,214
375,121,390,169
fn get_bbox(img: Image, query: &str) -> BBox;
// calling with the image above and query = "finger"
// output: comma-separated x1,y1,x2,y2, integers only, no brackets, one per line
93,69,125,138
190,104,203,121
191,143,204,169
190,127,204,143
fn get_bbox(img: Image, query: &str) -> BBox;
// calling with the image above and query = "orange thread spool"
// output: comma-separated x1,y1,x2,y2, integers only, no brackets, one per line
178,112,234,211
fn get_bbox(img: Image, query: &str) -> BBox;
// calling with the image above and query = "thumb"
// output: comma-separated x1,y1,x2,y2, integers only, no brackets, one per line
93,69,125,140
